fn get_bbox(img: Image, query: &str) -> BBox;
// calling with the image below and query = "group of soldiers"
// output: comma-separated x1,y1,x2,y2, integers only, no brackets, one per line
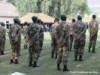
50,14,99,71
0,14,99,72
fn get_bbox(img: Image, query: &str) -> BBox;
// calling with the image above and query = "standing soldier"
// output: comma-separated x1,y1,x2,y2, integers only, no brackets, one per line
88,15,99,53
74,16,86,61
0,22,6,55
27,16,40,67
50,18,59,59
37,19,44,58
69,19,76,51
9,18,21,64
56,15,70,71
23,22,28,49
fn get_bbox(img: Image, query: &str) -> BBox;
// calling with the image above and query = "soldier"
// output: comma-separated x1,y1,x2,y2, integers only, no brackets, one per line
27,16,40,67
74,16,86,61
37,19,44,58
0,22,6,55
9,18,21,64
23,22,28,49
69,19,76,51
88,15,99,53
56,15,70,71
50,18,59,59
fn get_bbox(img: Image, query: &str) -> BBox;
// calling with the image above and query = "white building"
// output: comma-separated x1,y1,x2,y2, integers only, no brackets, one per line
0,2,19,23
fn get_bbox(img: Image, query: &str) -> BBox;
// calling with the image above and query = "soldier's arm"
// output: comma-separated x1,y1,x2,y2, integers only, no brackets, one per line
88,22,92,33
96,21,99,33
80,24,87,36
56,25,60,39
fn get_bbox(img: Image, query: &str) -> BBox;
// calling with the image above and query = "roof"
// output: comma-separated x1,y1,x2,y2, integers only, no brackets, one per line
20,13,54,23
0,2,19,18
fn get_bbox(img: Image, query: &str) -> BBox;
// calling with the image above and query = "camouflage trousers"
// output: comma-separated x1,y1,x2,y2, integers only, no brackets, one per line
69,35,74,51
29,43,40,64
10,41,20,60
89,34,97,51
57,46,69,65
74,39,85,56
0,38,5,53
51,38,58,57
38,39,44,56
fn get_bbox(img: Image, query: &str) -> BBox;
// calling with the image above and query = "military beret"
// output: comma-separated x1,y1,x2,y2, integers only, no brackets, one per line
24,22,28,25
72,19,76,22
61,14,67,21
54,18,59,22
77,15,82,20
92,14,96,19
32,16,38,22
13,18,20,23
37,19,41,24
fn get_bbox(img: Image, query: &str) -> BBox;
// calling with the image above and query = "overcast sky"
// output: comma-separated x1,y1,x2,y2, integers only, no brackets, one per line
88,0,100,8
88,0,100,14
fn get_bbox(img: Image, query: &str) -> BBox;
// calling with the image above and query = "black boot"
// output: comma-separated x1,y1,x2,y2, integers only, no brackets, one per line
24,45,28,49
79,55,83,61
63,65,70,72
55,53,57,59
51,52,54,59
88,48,91,53
29,61,33,67
15,59,19,64
74,55,78,61
33,62,39,67
57,64,60,71
10,59,14,64
1,51,4,55
92,49,96,53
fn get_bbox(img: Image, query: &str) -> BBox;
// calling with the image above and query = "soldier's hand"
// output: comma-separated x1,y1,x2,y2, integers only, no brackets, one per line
29,41,33,46
59,42,64,47
76,35,80,40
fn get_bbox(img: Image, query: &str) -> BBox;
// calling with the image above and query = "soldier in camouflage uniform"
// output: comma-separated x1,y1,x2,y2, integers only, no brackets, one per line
9,18,21,64
88,15,99,53
50,18,59,59
69,19,76,51
23,22,28,49
27,16,40,67
74,16,86,61
37,19,44,58
0,22,6,55
56,15,70,71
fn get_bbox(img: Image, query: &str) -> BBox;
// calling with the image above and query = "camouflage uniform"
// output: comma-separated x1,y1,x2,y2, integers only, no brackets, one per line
0,24,6,55
27,23,40,67
88,20,99,53
69,23,75,51
38,24,44,57
74,21,86,61
9,23,21,64
56,21,70,71
50,23,58,59
23,25,28,49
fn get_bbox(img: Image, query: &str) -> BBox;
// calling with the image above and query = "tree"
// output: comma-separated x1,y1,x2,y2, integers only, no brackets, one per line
8,0,89,18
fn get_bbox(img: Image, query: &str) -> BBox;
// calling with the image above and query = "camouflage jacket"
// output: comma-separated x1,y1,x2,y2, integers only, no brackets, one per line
74,21,87,40
56,21,70,44
50,23,59,39
9,24,21,42
38,24,44,40
0,26,6,40
89,20,99,35
27,23,40,43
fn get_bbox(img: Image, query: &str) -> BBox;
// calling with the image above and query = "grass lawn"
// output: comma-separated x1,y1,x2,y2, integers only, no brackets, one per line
0,32,100,75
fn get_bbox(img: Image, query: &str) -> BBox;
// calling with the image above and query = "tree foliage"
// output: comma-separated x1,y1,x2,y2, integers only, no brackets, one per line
7,0,89,17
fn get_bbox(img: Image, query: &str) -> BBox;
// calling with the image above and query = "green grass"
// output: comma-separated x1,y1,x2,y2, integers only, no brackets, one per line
0,32,100,75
